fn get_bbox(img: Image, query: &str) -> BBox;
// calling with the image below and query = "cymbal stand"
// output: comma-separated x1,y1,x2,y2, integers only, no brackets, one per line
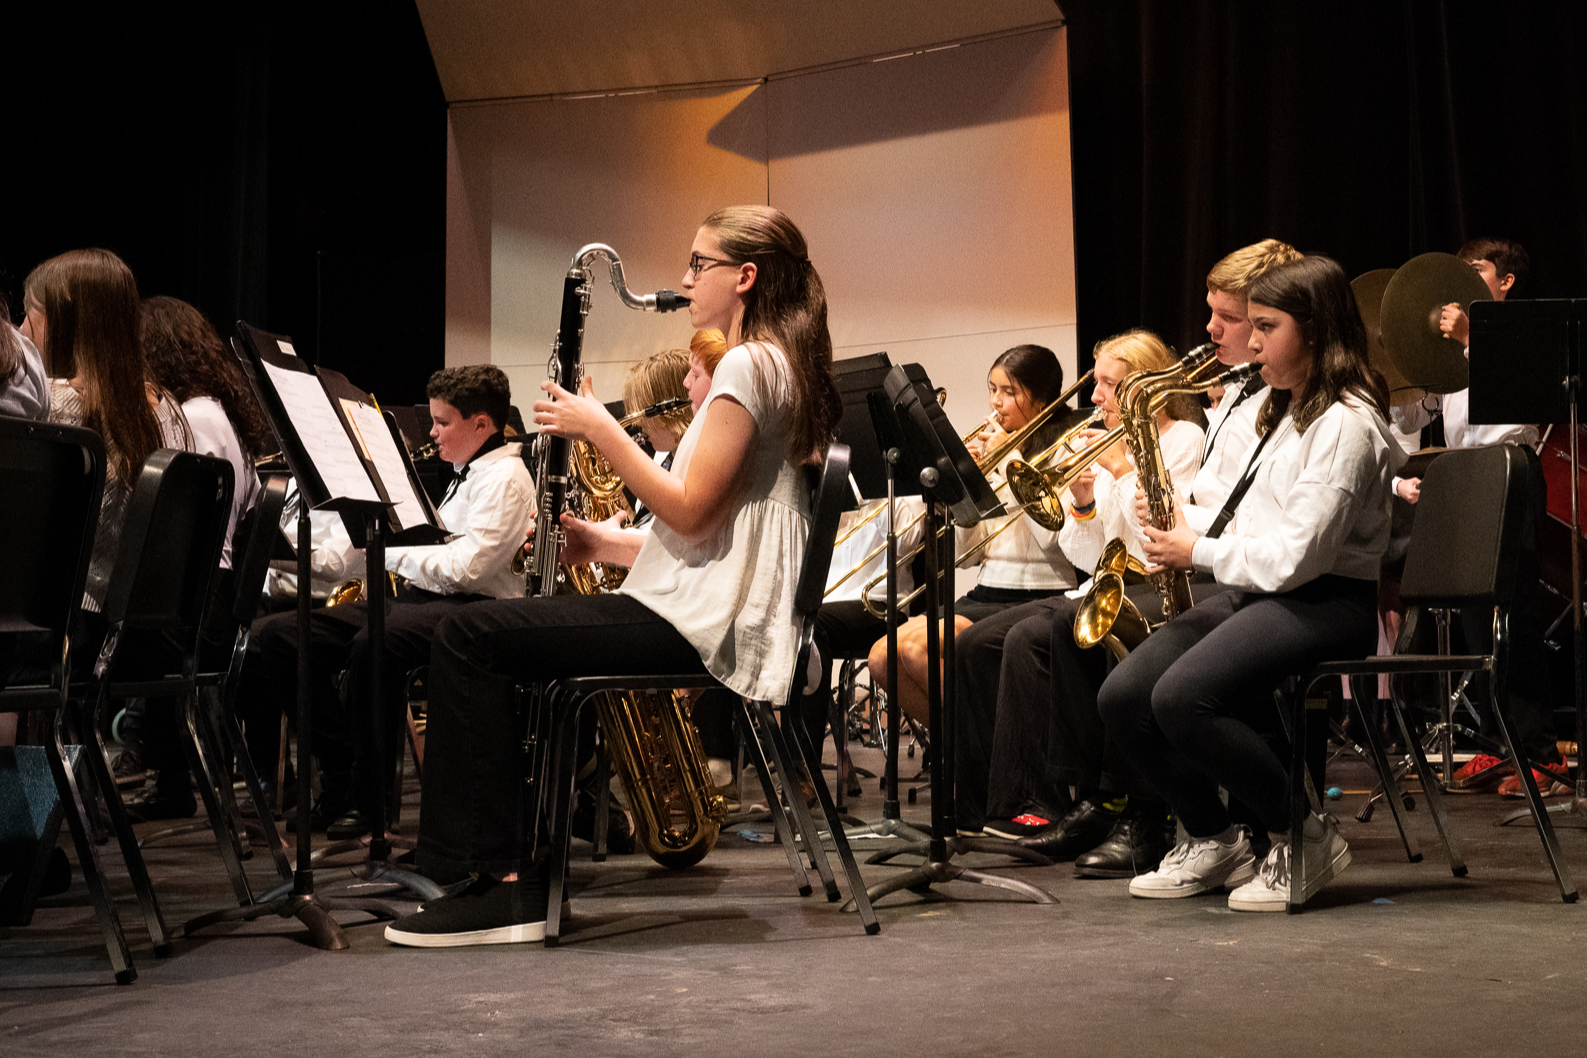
855,474,1056,908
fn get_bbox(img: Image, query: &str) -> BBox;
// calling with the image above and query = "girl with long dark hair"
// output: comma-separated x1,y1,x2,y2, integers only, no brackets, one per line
1096,255,1399,911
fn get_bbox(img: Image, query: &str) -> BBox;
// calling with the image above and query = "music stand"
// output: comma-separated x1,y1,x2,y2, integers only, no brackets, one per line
856,365,1057,908
184,324,444,950
1469,299,1587,828
824,354,933,848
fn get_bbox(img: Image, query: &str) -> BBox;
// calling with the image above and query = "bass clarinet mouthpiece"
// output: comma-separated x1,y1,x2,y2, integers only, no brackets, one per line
652,289,690,312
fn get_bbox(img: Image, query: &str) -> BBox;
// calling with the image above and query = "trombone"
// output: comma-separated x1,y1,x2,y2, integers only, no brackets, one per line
854,406,1107,617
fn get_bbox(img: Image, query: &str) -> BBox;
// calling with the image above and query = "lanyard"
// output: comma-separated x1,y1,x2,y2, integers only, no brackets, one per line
1206,418,1285,540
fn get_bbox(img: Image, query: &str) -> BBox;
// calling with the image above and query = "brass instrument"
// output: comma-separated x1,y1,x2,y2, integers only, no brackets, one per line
1073,538,1152,660
1003,344,1223,533
326,571,405,606
1071,358,1264,655
846,370,1097,616
527,242,723,869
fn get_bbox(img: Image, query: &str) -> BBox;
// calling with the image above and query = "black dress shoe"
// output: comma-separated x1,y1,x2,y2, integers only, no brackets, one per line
326,808,371,841
1016,799,1120,861
571,796,637,855
1073,810,1175,878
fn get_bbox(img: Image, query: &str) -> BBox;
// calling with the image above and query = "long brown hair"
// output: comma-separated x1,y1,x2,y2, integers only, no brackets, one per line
27,248,164,481
700,206,841,463
141,295,273,461
1249,256,1388,436
0,292,21,383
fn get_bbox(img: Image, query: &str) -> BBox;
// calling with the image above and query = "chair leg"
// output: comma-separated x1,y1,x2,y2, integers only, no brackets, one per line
783,701,880,934
215,687,293,885
748,700,839,902
591,728,611,863
180,690,254,905
1387,686,1466,877
49,719,137,984
1288,681,1309,913
85,696,171,953
736,700,813,897
1489,689,1577,902
543,689,582,947
1345,680,1423,865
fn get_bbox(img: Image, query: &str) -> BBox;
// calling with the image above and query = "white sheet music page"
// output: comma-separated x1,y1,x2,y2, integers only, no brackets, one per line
342,400,441,533
260,359,382,504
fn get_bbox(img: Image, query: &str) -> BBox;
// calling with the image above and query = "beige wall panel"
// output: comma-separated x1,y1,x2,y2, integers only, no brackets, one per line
445,27,1076,435
769,27,1077,432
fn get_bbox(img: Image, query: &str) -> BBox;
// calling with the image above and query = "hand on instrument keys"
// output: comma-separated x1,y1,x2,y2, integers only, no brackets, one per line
558,510,630,567
1140,491,1197,572
1439,302,1471,348
534,376,618,443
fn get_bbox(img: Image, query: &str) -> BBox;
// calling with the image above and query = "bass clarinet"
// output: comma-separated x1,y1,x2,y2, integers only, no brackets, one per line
527,243,689,597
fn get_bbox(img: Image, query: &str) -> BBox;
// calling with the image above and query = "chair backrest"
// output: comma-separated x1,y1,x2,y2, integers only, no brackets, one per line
792,443,853,622
100,449,234,640
1400,443,1528,610
0,417,105,643
230,473,289,628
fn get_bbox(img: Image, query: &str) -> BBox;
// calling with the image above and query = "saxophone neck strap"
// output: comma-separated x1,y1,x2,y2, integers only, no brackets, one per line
1206,424,1276,540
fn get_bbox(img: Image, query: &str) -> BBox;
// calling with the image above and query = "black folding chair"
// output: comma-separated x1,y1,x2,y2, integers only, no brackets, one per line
539,443,880,944
1290,444,1577,911
142,473,295,900
74,450,237,949
0,417,131,980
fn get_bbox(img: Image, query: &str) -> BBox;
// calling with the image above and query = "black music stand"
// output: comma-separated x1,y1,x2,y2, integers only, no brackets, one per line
184,324,443,950
1469,299,1587,828
828,354,933,849
856,365,1058,908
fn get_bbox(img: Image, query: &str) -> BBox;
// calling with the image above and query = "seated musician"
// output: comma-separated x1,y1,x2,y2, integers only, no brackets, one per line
957,329,1206,847
385,204,840,946
1388,237,1564,797
1097,255,1400,911
955,241,1298,878
233,364,536,836
865,345,1086,735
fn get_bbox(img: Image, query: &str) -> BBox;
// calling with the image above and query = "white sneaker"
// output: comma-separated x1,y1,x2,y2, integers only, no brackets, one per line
1228,813,1352,912
1127,831,1257,898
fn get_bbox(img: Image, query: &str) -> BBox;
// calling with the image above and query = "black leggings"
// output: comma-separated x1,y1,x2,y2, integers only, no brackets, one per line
1096,576,1377,838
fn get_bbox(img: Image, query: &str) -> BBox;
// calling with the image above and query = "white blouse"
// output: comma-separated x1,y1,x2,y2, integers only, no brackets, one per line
1191,396,1402,592
182,396,262,570
619,342,809,702
1058,416,1205,574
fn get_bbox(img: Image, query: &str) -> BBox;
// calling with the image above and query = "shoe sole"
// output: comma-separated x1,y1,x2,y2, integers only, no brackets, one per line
1128,859,1257,899
385,920,546,947
1499,782,1572,799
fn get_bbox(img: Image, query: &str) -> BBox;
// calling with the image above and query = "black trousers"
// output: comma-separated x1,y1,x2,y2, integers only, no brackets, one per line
414,593,705,881
1097,576,1378,839
235,588,485,813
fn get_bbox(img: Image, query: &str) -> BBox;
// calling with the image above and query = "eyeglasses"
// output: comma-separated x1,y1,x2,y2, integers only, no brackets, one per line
688,252,735,277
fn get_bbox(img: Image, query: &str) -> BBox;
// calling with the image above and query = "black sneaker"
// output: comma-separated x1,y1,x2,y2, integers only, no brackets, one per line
385,874,550,947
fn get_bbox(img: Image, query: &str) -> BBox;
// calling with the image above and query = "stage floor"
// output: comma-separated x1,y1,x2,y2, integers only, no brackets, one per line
5,737,1585,1057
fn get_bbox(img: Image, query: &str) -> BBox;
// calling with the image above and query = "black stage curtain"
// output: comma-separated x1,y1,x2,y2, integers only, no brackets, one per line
1064,0,1587,371
1,1,445,405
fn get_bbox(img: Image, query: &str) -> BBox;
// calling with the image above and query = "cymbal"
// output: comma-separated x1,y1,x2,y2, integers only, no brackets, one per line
1379,251,1491,395
1351,268,1422,403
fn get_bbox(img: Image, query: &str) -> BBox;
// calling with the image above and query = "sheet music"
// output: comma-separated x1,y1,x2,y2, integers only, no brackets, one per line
260,359,383,504
342,400,439,533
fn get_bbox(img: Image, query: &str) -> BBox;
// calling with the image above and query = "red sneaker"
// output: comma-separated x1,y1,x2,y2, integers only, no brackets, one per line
1497,760,1573,799
1449,753,1510,793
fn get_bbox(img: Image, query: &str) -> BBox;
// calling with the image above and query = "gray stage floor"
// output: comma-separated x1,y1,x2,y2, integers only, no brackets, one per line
5,741,1586,1057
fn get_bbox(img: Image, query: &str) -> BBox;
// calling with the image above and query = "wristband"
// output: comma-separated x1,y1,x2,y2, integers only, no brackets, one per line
1070,501,1096,522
